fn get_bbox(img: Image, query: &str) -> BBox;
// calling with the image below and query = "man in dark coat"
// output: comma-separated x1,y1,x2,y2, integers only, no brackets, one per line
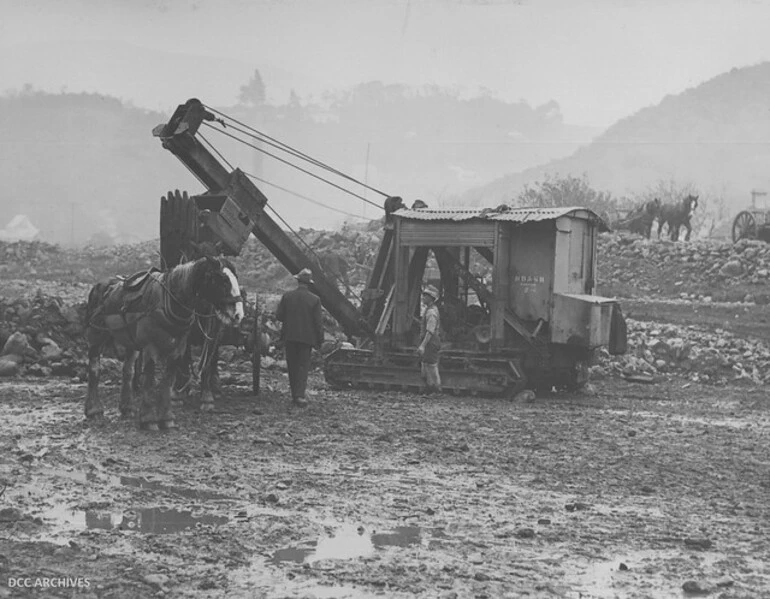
276,268,324,406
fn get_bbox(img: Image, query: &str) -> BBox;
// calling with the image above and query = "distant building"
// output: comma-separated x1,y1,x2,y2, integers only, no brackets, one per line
0,215,40,242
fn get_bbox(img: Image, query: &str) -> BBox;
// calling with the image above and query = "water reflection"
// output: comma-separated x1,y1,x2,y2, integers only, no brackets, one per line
45,502,228,534
272,524,427,564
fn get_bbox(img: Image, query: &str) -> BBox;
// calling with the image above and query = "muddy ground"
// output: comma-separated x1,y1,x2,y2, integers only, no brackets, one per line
1,234,770,598
1,362,769,598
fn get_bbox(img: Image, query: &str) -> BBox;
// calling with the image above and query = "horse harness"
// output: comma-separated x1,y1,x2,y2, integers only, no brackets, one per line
89,269,196,346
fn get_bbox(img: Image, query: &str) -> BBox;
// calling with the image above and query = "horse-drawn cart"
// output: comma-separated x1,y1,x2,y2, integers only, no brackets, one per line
732,191,770,243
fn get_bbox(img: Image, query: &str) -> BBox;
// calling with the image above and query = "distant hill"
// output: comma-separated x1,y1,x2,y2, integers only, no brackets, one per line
0,92,192,245
0,85,600,244
454,62,770,219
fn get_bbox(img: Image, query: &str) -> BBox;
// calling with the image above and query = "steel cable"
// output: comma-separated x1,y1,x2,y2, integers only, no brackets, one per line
244,172,370,220
198,132,363,301
203,103,389,201
198,131,371,219
201,121,383,210
264,203,362,302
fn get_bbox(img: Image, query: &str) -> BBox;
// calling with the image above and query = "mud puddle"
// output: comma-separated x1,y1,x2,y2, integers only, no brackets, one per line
22,468,233,537
232,526,420,599
272,524,434,564
42,501,229,534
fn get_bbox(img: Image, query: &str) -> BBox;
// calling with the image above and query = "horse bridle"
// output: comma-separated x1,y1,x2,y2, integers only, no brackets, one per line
220,294,244,306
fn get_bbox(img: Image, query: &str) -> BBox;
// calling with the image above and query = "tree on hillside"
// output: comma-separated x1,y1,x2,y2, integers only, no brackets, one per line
238,69,266,107
637,179,698,207
284,89,305,120
516,174,617,216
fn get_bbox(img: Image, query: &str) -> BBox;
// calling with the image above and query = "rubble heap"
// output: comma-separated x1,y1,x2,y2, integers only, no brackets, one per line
0,239,156,282
598,235,770,303
0,292,85,378
1,229,769,387
596,318,770,386
231,225,383,295
4,229,770,305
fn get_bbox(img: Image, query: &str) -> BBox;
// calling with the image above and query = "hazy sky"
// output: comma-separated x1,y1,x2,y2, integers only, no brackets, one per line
3,0,770,127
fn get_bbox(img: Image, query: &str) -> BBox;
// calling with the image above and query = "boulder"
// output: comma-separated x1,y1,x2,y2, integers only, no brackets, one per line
648,339,671,360
1,332,34,358
0,354,22,376
668,338,691,361
718,259,743,277
41,340,63,362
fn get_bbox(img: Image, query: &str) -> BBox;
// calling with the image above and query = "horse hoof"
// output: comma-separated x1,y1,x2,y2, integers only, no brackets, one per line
159,420,178,430
139,422,159,431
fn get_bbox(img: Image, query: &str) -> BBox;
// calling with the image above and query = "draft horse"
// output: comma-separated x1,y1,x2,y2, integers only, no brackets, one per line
626,198,661,238
657,194,699,241
171,292,239,411
161,246,250,412
84,256,244,430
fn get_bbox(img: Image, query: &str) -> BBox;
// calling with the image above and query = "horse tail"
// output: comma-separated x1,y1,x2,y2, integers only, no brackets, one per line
85,281,111,326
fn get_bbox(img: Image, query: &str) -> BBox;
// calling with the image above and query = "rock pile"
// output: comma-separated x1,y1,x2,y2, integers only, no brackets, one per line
1,229,769,387
596,318,770,386
0,241,63,278
0,292,85,378
232,224,383,295
0,239,156,282
0,224,386,296
598,235,770,303
4,228,770,304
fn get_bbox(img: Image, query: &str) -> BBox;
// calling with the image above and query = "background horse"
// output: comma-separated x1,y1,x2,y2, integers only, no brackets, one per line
657,194,699,241
626,198,661,238
84,256,243,430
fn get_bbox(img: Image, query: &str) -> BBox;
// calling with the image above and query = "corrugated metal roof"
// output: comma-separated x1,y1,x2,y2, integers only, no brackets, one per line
394,205,604,224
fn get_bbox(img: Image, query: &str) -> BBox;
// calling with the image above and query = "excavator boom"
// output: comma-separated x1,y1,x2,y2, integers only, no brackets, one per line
153,99,369,339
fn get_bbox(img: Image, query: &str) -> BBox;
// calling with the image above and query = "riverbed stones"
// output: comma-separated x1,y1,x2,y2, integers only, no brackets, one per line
515,527,535,538
0,507,24,522
719,260,743,277
682,580,711,595
0,355,22,377
142,573,170,589
684,537,713,550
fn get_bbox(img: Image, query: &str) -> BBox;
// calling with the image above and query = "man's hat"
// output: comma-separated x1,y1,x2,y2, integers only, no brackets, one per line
294,268,314,284
422,284,439,300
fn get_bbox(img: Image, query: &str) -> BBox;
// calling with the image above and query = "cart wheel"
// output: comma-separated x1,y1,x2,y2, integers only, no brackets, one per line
732,211,757,243
252,308,261,397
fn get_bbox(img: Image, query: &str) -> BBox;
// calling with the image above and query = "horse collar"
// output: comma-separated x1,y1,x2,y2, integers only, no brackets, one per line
162,281,195,329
